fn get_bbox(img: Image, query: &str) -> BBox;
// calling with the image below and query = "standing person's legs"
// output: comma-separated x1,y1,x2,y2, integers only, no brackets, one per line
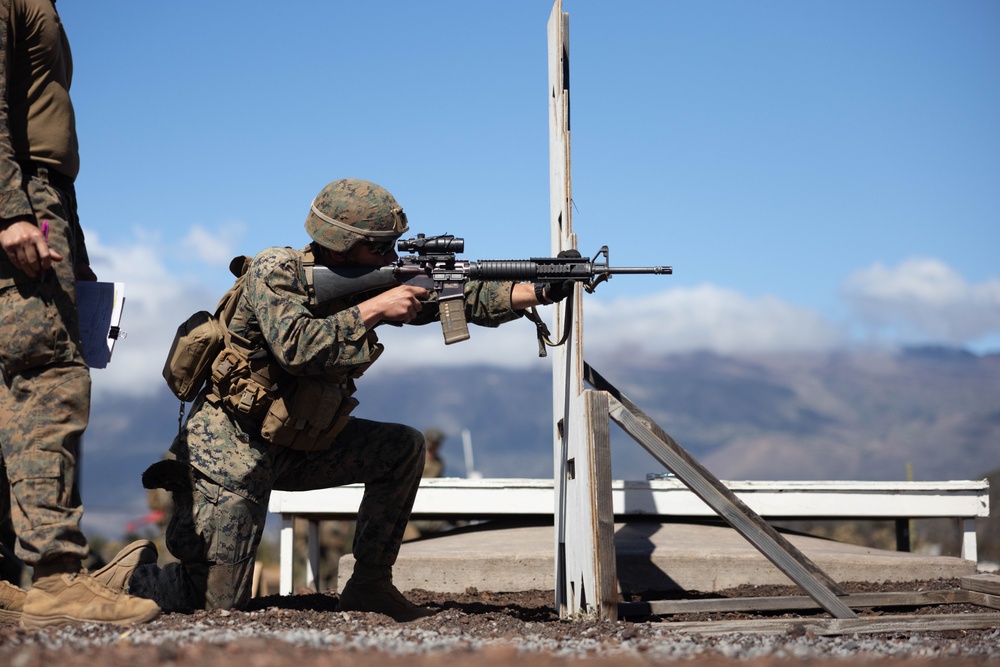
1,451,27,586
0,153,159,628
0,362,78,622
0,172,95,575
0,363,90,573
0,362,159,627
0,448,27,620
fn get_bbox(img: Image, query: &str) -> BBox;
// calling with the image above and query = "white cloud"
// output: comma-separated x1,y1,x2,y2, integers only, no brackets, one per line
583,286,845,356
841,258,1000,344
84,232,221,398
180,221,247,266
369,318,549,373
366,284,846,372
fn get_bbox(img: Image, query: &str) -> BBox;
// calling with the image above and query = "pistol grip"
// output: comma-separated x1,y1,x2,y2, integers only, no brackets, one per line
439,298,470,344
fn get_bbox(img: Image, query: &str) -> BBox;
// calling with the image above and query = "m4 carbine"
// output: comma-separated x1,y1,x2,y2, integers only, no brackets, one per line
311,234,671,346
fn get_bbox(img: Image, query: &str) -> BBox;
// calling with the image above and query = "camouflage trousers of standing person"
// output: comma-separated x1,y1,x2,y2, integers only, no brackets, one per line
0,169,91,571
128,398,425,612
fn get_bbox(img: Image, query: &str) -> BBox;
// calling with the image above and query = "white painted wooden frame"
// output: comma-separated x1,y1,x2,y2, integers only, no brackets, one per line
268,478,988,596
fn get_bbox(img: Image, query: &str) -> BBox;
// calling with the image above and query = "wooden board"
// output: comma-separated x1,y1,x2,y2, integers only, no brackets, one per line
558,390,617,619
620,589,984,617
268,479,988,520
963,573,1000,596
646,613,1000,636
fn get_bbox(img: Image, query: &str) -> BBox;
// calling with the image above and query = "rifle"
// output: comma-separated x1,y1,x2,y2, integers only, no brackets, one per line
311,233,671,347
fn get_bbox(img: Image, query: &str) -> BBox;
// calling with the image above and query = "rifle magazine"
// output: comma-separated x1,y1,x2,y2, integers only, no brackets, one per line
439,298,471,345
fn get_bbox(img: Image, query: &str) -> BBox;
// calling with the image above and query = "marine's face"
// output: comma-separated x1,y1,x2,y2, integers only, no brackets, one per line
315,239,399,267
350,241,398,267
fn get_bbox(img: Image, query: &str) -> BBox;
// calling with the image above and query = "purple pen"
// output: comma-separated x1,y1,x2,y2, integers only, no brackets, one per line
39,220,49,281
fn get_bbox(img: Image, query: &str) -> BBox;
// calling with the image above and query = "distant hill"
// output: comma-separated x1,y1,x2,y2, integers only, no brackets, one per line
592,347,1000,483
78,347,1000,538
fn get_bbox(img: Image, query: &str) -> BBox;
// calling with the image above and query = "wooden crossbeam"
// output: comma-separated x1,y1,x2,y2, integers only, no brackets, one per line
620,588,1000,617
963,574,1000,596
639,613,1000,636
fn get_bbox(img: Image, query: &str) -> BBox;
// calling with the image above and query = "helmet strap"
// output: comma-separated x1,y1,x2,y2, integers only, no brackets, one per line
310,200,403,239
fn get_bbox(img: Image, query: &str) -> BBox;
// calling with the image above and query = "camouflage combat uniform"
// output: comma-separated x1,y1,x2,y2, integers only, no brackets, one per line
0,0,92,573
130,245,522,611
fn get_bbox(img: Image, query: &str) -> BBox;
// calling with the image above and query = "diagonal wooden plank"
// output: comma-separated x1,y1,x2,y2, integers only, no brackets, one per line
584,362,856,620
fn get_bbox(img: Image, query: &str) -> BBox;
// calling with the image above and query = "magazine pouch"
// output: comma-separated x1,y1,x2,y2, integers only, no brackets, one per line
260,377,358,452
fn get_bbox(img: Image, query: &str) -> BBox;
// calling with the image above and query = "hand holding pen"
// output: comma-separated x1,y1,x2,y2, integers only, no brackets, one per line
39,220,49,280
0,218,63,279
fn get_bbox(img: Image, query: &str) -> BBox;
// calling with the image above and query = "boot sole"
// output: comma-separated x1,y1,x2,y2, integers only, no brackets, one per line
20,606,160,629
0,608,21,624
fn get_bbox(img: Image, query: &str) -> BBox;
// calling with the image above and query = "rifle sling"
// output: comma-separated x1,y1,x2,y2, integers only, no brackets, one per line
526,297,573,357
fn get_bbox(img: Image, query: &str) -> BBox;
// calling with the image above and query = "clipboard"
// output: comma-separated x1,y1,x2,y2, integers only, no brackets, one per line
75,281,126,369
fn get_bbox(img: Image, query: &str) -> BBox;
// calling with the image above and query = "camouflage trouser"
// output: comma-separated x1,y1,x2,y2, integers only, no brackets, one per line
130,399,425,612
0,173,90,571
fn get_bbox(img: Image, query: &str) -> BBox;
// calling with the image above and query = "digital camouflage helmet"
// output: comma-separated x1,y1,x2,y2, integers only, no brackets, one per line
305,178,409,253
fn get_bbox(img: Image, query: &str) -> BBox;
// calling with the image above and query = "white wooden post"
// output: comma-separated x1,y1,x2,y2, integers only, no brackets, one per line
279,515,294,595
548,0,617,620
306,520,321,592
960,518,978,562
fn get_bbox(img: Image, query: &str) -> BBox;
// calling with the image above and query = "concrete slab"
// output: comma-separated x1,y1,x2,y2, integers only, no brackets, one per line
338,520,979,594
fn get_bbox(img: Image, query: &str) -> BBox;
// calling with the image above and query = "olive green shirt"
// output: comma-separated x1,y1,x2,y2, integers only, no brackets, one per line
0,0,78,224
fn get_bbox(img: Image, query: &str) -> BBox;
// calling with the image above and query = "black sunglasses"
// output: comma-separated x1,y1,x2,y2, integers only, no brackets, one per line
364,239,397,256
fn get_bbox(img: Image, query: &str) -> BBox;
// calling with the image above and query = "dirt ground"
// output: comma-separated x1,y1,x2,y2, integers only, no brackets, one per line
2,579,999,666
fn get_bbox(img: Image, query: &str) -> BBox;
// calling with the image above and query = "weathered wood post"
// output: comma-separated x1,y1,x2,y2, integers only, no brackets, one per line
547,0,618,621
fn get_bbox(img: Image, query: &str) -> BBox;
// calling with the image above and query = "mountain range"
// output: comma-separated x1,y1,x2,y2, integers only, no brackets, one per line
78,346,1000,539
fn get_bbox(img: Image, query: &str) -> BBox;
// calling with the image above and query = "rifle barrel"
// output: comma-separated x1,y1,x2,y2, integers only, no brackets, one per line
607,266,672,275
469,260,671,280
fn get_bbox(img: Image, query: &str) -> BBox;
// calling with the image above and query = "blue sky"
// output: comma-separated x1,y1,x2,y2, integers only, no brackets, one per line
53,1,1000,397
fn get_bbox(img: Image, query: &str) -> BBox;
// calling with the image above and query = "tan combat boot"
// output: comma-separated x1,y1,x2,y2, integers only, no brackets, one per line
336,565,435,622
20,572,160,629
0,579,27,624
91,540,159,593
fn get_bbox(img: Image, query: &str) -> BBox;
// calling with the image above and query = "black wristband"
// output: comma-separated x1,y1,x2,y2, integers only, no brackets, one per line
534,283,551,305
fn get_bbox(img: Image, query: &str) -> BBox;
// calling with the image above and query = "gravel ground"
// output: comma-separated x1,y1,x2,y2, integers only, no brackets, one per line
2,579,999,666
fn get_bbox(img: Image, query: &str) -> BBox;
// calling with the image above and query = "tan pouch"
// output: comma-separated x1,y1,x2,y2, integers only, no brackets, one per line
163,311,227,402
260,378,358,451
162,255,252,402
210,346,279,419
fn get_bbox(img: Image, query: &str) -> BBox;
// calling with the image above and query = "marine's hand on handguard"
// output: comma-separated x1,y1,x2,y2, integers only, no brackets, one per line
536,249,582,304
